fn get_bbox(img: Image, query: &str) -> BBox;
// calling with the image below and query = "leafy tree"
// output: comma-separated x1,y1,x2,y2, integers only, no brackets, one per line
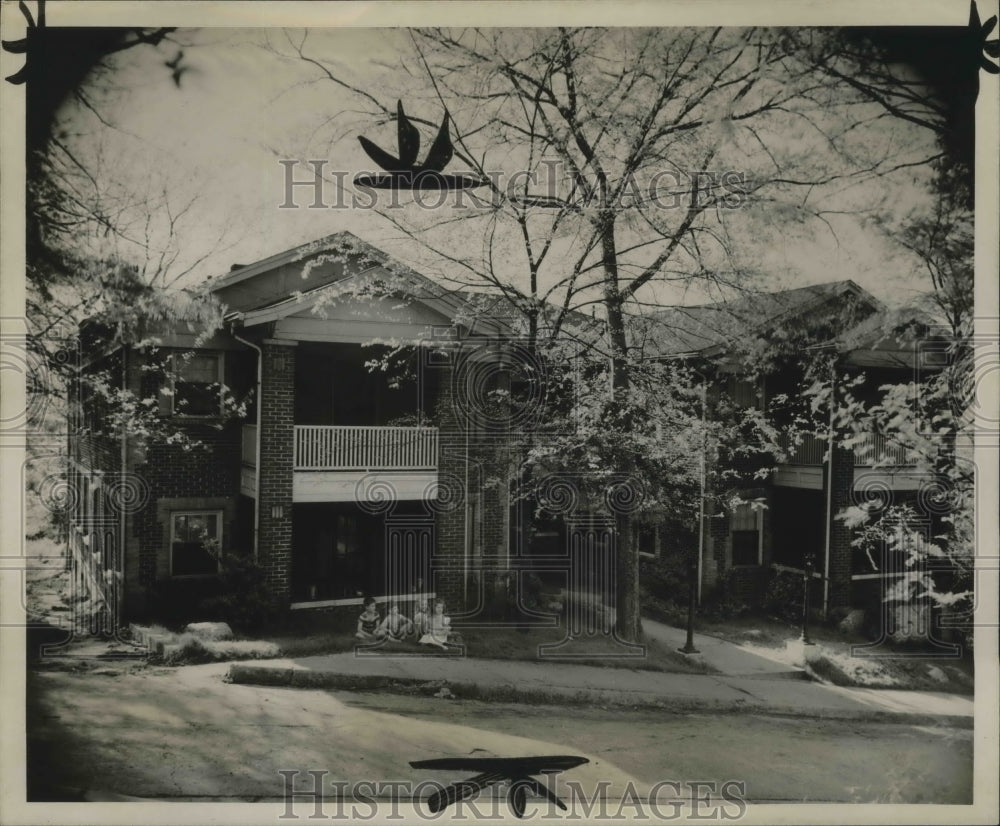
282,26,942,640
783,14,987,625
19,22,252,448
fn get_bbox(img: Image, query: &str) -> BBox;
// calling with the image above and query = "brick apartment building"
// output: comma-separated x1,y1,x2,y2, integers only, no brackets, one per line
67,232,945,630
68,232,524,629
640,280,947,615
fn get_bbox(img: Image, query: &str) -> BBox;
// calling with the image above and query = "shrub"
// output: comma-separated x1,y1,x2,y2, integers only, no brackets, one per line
198,544,280,633
763,569,803,622
162,635,214,665
149,575,224,626
520,571,546,611
639,553,687,599
701,569,751,619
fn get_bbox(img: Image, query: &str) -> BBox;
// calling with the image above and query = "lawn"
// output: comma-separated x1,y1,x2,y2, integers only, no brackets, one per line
692,612,975,693
265,621,714,674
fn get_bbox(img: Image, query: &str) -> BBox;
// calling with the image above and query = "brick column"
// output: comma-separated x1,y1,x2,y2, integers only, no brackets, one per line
705,512,729,597
432,348,467,609
825,444,855,612
257,339,296,604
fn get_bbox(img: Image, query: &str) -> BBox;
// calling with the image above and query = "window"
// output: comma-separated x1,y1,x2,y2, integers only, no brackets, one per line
731,503,762,566
636,522,660,558
171,352,223,416
726,376,762,410
170,511,222,576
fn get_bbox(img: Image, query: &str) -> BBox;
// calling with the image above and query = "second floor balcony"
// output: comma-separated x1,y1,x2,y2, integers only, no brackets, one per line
241,424,439,503
293,425,438,471
777,431,917,468
774,430,926,492
242,424,439,471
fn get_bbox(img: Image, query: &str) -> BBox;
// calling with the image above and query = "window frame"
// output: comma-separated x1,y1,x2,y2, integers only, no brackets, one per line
168,351,225,418
636,521,661,559
169,510,223,578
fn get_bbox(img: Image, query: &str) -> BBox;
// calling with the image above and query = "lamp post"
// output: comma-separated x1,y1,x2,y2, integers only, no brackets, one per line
679,550,700,654
679,370,706,656
697,376,706,605
801,552,815,646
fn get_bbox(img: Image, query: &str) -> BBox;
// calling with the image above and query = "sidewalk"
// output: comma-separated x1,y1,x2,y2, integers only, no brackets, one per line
641,618,805,677
227,619,974,724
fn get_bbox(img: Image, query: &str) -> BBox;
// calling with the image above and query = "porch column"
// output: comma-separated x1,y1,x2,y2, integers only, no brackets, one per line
431,346,467,609
825,445,855,613
258,338,297,604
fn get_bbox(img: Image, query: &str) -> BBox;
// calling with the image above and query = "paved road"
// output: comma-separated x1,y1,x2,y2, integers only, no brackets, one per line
24,662,974,808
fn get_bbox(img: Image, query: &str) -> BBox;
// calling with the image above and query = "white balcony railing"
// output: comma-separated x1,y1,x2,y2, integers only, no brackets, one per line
850,433,915,467
776,430,916,467
293,425,439,471
777,433,827,465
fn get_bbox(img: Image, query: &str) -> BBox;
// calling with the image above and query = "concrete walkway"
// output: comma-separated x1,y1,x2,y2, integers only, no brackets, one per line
641,618,805,677
227,619,973,724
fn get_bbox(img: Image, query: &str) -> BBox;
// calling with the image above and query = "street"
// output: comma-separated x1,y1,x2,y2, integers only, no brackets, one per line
26,662,972,806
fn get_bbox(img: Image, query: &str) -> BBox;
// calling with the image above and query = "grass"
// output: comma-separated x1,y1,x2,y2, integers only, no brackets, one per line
455,624,712,673
693,611,975,693
264,620,714,674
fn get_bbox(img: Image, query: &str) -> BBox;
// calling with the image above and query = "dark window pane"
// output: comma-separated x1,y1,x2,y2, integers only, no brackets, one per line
172,541,219,576
732,530,759,566
173,354,220,415
172,513,219,576
175,381,220,415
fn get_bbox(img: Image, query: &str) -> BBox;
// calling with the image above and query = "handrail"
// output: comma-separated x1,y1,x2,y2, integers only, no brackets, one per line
776,430,916,467
293,425,439,471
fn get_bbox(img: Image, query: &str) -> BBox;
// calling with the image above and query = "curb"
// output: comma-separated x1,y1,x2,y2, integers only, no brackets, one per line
225,664,973,728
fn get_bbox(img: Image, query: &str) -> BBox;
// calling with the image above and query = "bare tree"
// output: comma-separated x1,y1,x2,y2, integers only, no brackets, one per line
280,26,938,639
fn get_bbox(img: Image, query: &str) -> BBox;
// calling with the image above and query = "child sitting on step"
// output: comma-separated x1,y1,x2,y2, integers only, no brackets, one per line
419,598,453,649
355,596,383,641
378,602,413,642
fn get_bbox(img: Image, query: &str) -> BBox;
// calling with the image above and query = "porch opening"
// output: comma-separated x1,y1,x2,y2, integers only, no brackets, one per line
290,501,433,603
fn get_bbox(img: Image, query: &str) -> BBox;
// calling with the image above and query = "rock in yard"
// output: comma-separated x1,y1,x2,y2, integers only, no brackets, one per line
838,609,865,636
925,665,949,684
184,622,234,641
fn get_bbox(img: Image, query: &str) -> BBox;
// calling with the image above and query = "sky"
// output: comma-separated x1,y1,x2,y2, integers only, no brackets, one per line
53,25,948,313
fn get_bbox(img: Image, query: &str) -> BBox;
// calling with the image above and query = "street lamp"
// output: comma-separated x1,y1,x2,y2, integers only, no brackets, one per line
801,553,815,646
679,550,700,655
679,371,707,656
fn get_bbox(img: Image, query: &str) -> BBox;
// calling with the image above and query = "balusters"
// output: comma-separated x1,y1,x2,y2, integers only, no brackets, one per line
292,426,440,470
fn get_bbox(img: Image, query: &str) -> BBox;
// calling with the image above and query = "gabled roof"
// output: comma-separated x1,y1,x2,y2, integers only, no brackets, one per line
213,230,599,342
206,231,359,296
638,280,883,359
824,305,949,370
211,231,515,336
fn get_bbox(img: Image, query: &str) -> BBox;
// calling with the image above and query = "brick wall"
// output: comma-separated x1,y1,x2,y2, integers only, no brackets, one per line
706,510,730,596
256,339,296,604
431,349,467,608
727,566,769,607
119,346,248,621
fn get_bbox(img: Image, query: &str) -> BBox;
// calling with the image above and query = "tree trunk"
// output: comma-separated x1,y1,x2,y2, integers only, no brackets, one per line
600,224,642,643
